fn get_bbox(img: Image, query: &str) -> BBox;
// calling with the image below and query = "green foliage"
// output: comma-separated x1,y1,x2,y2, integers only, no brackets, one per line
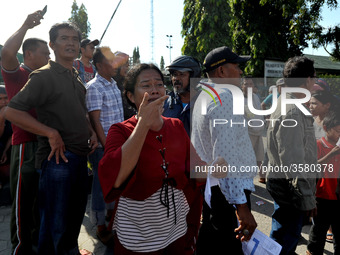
132,47,140,65
229,0,329,76
318,74,340,97
181,0,339,77
312,25,340,61
181,0,232,63
68,0,91,39
160,56,165,71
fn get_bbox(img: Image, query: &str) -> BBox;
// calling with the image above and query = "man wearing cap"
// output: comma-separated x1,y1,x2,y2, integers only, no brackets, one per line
191,46,257,255
73,38,99,84
163,55,201,136
163,56,202,254
261,78,284,110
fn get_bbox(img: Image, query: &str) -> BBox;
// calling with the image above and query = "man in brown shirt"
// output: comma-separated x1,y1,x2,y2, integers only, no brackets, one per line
5,22,98,255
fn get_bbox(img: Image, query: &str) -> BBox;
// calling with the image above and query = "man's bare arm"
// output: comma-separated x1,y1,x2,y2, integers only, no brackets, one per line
88,110,106,147
1,11,44,71
4,107,67,163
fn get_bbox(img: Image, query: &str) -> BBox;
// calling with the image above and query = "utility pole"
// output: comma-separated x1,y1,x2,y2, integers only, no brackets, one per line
166,35,173,64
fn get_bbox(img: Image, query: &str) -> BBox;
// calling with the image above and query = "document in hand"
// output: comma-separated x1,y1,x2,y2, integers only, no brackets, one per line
204,172,219,208
242,229,282,255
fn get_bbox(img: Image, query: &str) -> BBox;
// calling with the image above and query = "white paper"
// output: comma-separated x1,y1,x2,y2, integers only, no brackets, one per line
242,229,282,255
204,172,219,208
336,137,340,147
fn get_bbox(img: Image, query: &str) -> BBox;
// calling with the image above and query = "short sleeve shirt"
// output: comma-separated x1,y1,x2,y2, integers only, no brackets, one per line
1,65,37,145
8,60,91,168
86,74,124,139
191,83,257,204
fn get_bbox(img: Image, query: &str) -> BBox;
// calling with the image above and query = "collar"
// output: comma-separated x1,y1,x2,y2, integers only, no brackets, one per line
320,137,333,149
49,60,73,74
20,64,34,73
96,73,116,86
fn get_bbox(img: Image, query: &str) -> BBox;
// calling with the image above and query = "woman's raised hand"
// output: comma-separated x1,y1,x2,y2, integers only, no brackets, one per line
138,92,169,128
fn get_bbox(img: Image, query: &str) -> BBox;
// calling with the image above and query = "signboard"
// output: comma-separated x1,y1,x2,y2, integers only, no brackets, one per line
264,60,285,87
264,60,285,77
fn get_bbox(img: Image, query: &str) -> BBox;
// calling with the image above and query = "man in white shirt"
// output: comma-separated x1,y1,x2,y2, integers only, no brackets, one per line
192,46,257,255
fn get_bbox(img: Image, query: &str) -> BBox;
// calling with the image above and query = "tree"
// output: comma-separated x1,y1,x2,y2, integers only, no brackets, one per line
181,0,338,76
68,0,91,39
313,25,340,61
181,0,232,63
132,47,140,65
160,56,165,71
229,0,338,76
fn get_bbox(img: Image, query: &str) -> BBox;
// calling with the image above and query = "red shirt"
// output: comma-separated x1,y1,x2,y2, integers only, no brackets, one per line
98,116,205,202
316,137,340,200
1,66,37,145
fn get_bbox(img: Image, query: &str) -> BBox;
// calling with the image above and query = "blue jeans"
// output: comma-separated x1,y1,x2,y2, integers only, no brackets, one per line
270,201,304,255
89,148,114,226
38,151,88,255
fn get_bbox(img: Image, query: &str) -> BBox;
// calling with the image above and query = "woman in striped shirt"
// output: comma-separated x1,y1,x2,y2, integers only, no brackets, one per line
98,63,206,254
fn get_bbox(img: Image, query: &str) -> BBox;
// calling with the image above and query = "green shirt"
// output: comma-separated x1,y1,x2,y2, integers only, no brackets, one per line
9,60,91,168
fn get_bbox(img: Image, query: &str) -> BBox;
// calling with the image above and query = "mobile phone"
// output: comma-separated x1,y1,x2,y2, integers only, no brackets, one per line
41,5,47,16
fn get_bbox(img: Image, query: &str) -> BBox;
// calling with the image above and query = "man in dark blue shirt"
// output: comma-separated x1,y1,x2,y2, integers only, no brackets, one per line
163,55,201,136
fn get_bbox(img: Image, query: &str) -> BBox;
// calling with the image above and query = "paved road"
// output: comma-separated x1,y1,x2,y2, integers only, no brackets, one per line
0,180,334,255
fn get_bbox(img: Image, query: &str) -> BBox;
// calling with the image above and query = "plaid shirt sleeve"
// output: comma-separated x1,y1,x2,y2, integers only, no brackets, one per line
86,84,103,112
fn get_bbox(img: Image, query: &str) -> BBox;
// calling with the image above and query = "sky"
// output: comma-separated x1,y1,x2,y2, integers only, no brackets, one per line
1,0,339,67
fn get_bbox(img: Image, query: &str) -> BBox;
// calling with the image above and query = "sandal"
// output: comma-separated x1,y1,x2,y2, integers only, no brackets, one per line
326,233,333,243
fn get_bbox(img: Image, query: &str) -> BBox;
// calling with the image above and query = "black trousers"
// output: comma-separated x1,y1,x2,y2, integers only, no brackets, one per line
196,186,251,255
307,198,340,255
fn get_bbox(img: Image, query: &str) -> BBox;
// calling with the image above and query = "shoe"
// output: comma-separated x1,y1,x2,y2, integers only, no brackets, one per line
96,229,114,246
259,178,266,184
79,249,94,255
326,232,333,243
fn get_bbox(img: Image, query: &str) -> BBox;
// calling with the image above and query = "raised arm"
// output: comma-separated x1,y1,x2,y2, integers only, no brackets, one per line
1,11,44,71
114,93,168,188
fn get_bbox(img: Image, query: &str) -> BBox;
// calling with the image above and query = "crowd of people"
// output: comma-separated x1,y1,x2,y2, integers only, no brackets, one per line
0,8,340,255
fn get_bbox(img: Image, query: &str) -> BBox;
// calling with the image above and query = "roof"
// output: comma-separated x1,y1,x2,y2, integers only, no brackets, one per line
304,54,340,74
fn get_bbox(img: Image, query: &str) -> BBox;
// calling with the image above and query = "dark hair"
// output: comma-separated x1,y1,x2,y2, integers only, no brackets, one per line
124,63,164,109
323,110,340,131
283,56,315,87
22,38,47,59
92,48,105,69
49,22,81,44
311,90,338,111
